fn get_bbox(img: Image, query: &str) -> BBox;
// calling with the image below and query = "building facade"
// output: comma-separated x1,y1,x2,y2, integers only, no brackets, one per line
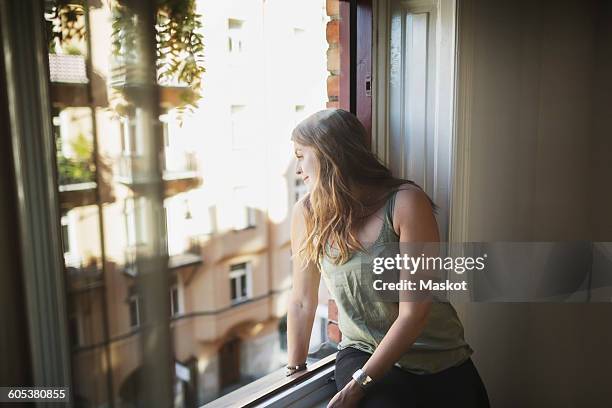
49,0,330,405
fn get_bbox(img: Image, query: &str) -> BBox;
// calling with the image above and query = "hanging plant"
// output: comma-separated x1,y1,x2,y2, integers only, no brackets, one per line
45,0,205,116
44,0,87,54
111,0,205,116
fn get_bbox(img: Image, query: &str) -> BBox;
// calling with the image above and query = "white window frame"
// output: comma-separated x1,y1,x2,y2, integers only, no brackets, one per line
372,0,457,242
61,212,80,267
120,115,138,156
229,262,252,304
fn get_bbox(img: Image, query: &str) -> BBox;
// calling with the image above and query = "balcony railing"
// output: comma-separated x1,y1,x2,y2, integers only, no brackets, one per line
117,153,200,197
163,150,198,179
48,54,88,84
116,154,150,185
56,155,99,209
124,239,202,277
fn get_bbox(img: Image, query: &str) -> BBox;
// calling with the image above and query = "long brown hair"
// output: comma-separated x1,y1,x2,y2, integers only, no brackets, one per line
291,108,436,266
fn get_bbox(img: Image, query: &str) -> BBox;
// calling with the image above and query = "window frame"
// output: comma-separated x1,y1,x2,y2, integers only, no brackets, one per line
202,353,337,408
4,0,348,403
229,262,252,305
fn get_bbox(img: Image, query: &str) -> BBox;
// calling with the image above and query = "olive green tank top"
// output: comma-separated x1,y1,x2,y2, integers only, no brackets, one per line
319,189,473,374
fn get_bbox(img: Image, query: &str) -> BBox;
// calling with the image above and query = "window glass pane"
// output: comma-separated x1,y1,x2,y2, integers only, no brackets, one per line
240,274,247,298
230,278,237,301
44,0,330,405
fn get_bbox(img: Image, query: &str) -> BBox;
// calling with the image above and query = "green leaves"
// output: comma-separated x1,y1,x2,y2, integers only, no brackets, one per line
56,133,95,186
113,0,206,115
44,1,86,54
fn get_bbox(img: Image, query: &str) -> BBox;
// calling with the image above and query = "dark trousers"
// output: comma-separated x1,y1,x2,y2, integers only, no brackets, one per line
334,347,490,408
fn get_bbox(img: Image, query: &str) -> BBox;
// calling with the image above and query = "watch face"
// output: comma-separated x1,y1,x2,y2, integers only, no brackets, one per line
352,369,373,390
353,369,369,384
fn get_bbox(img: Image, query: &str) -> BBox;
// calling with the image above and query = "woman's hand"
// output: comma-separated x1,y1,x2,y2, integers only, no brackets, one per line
327,380,364,408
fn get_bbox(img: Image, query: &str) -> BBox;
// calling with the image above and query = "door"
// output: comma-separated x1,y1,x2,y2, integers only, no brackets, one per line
219,337,241,388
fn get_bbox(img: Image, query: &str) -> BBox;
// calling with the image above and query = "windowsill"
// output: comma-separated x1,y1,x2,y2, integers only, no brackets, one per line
202,353,336,408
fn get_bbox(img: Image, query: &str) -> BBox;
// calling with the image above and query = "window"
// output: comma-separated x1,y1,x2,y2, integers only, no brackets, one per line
160,114,170,150
229,262,251,304
120,115,137,155
228,19,245,60
61,215,71,254
128,293,141,328
170,284,181,317
32,1,331,406
61,213,79,267
232,186,256,230
124,197,149,274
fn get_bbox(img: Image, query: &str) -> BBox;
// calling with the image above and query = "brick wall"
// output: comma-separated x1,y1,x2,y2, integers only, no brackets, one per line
325,0,343,344
326,0,340,110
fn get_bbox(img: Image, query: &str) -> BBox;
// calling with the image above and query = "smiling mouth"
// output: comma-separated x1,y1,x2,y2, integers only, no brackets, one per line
303,176,309,182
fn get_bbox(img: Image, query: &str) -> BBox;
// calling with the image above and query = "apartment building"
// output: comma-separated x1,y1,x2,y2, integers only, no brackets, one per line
47,0,329,405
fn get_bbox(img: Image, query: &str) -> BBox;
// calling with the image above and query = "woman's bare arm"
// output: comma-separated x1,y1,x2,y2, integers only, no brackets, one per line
360,187,439,381
287,199,321,367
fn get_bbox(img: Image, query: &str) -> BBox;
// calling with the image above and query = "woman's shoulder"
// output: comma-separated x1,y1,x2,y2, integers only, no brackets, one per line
391,184,437,236
293,192,310,211
391,183,428,208
291,193,311,223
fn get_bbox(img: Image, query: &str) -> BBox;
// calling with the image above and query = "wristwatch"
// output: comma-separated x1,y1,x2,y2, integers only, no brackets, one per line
352,368,374,391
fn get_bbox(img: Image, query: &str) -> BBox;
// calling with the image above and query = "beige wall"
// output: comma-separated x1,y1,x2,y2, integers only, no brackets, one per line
453,0,612,406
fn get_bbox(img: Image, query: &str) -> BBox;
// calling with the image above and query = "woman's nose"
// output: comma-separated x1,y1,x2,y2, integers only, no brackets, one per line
295,162,302,175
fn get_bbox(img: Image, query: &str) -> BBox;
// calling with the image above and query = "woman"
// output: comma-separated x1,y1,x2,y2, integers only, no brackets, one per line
286,109,489,407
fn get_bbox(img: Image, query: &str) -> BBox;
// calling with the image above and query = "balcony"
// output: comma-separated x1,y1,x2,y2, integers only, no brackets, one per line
116,152,200,196
163,150,200,196
48,53,108,108
59,181,97,210
57,154,114,210
110,63,197,110
123,241,202,278
49,54,88,84
169,237,203,271
65,259,104,294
